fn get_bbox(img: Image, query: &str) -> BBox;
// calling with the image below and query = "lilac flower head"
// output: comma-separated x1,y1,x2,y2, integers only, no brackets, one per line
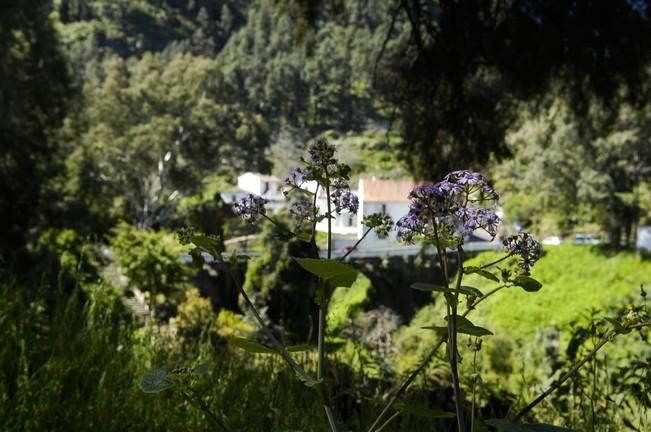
502,232,542,271
444,170,499,201
289,198,313,222
233,194,268,223
282,168,309,196
330,178,358,214
332,191,359,214
397,170,501,246
396,213,423,243
459,207,501,239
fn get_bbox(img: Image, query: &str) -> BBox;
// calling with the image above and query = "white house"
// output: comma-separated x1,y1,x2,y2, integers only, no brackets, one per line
357,178,415,247
223,173,416,245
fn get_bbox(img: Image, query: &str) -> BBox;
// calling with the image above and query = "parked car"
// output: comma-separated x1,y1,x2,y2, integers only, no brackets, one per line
574,233,602,245
542,236,563,246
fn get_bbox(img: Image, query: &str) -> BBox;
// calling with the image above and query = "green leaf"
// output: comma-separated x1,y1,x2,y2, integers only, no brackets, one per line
227,336,276,354
465,267,500,283
513,276,543,292
190,233,223,259
192,363,210,375
140,368,174,393
411,283,483,297
605,318,631,334
411,283,449,293
393,402,455,418
485,419,578,432
294,258,359,287
423,316,493,337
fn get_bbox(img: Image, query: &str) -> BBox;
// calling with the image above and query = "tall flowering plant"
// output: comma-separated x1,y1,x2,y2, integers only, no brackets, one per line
368,171,544,432
140,139,648,432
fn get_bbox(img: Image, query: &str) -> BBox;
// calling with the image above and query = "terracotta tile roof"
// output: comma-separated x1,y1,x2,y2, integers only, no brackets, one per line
362,179,415,202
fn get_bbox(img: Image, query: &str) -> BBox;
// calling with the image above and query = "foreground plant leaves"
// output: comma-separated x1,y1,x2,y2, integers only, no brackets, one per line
423,316,493,336
294,258,359,287
140,368,174,393
512,275,543,292
464,266,500,283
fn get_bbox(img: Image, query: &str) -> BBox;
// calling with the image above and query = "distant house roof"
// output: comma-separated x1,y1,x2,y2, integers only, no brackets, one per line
362,179,415,202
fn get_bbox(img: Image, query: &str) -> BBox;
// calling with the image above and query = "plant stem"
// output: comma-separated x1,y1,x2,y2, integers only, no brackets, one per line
366,341,444,432
182,388,230,432
478,253,513,270
374,411,401,432
514,320,651,419
226,267,314,384
338,227,373,261
447,245,465,432
367,279,507,431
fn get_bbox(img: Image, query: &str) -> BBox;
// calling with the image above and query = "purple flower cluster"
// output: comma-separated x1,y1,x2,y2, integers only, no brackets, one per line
502,232,542,271
444,170,499,201
396,170,500,245
281,168,308,196
331,178,359,214
289,199,313,222
233,194,268,223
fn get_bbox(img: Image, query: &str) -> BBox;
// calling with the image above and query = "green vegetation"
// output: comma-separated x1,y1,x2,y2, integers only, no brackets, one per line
465,245,651,339
2,0,651,430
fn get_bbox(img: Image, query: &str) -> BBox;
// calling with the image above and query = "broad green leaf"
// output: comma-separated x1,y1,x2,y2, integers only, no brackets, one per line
190,233,223,259
411,283,449,293
411,283,483,297
227,336,276,354
422,324,493,337
393,402,455,418
513,276,543,292
445,315,475,328
294,258,359,287
465,267,500,283
192,363,210,375
140,368,174,393
605,318,631,334
423,316,493,336
485,419,578,432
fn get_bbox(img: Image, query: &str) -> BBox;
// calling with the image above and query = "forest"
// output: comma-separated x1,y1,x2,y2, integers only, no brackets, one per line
1,1,651,431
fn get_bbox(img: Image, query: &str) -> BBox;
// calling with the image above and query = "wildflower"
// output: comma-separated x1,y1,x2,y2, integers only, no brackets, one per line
396,170,500,246
233,194,268,223
459,207,501,238
282,168,308,196
502,232,542,271
289,198,314,221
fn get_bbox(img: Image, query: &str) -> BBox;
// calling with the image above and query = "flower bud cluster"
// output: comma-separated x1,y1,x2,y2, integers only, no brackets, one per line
396,170,500,245
502,232,542,271
362,213,394,239
233,194,268,223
